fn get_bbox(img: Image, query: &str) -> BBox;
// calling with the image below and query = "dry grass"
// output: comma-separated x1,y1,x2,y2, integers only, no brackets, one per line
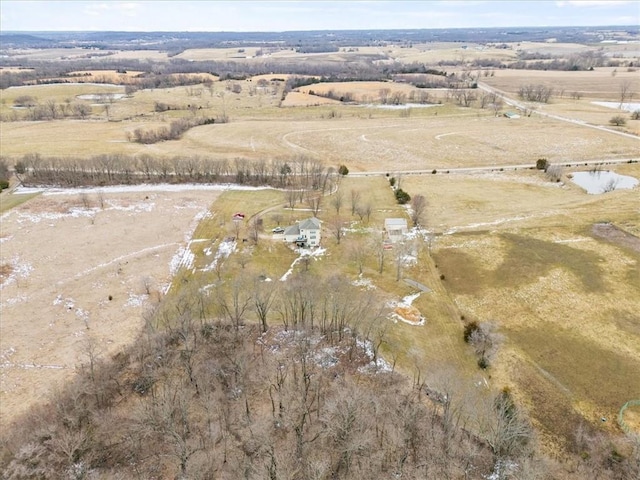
482,67,640,100
0,189,219,427
2,46,639,450
410,167,640,448
0,263,14,281
176,47,265,61
0,191,41,213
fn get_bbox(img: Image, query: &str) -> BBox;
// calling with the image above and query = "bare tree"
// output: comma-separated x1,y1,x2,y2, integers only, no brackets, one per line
285,188,298,209
248,216,262,244
379,88,391,104
350,189,361,216
329,217,346,245
478,389,532,459
217,276,252,329
306,191,323,216
254,280,277,333
349,242,368,275
468,322,502,369
331,189,344,215
410,195,427,227
490,97,504,117
372,236,386,274
545,164,564,182
619,80,634,108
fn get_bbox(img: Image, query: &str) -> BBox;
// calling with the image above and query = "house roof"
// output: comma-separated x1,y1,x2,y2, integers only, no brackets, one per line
385,218,407,228
284,224,300,236
299,217,321,230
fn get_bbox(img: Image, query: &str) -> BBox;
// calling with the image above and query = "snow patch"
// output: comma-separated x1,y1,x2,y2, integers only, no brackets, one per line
280,247,326,281
0,255,34,290
125,293,149,308
352,275,376,290
356,339,392,373
15,183,274,196
169,245,195,276
202,239,237,272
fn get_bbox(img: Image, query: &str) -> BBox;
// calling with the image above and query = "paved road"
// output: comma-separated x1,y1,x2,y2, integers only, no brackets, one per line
348,157,639,177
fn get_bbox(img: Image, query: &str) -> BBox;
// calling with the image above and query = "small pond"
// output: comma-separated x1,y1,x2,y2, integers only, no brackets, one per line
591,101,640,113
358,103,441,110
571,170,639,194
76,93,127,101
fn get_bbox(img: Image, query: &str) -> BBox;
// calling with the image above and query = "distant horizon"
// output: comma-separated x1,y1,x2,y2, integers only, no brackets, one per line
2,24,639,35
1,1,638,33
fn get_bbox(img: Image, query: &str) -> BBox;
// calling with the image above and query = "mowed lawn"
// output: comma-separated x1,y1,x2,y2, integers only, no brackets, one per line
405,169,640,447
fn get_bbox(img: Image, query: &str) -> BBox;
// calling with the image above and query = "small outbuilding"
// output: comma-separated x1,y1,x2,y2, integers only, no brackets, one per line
384,218,408,243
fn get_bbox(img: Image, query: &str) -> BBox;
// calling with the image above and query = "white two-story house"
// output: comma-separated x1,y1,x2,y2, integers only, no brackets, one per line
283,217,322,247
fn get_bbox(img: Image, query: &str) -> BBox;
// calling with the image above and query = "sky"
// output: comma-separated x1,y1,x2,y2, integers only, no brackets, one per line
1,1,638,32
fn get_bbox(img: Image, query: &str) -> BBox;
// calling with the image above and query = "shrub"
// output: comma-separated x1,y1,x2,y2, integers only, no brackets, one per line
0,179,9,191
338,164,349,176
389,177,396,187
609,115,627,126
463,321,480,343
536,158,549,170
395,188,411,204
631,110,640,120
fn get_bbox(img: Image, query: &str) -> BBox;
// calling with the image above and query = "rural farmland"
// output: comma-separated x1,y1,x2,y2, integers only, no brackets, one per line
1,20,639,480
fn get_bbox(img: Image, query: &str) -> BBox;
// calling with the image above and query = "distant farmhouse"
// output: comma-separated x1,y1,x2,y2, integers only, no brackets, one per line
283,217,322,247
384,218,408,243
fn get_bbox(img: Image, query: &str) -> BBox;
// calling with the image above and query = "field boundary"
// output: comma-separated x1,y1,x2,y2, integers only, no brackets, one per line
618,400,640,436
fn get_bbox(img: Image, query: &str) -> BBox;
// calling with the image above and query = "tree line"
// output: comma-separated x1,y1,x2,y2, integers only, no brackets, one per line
11,153,337,191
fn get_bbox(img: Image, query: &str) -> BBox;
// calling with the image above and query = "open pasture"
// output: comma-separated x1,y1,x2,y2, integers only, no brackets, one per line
1,82,125,105
3,106,638,170
0,188,219,427
404,167,640,446
295,80,446,103
482,67,640,100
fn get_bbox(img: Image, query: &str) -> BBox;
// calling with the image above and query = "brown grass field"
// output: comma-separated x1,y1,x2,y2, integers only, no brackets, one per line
1,44,639,455
0,188,219,428
404,167,640,449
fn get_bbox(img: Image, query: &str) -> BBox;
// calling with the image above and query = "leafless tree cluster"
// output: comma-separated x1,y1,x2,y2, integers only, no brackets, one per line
464,321,503,369
1,96,93,122
13,153,336,190
479,91,504,116
0,274,501,479
129,116,218,144
517,84,554,103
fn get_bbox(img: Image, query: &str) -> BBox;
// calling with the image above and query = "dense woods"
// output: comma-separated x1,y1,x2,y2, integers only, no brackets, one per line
0,273,525,479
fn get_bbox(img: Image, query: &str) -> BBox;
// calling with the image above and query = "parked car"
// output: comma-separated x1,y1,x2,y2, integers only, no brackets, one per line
272,227,285,234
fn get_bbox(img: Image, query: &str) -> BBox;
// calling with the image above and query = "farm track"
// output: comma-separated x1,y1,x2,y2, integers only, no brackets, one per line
477,81,640,141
